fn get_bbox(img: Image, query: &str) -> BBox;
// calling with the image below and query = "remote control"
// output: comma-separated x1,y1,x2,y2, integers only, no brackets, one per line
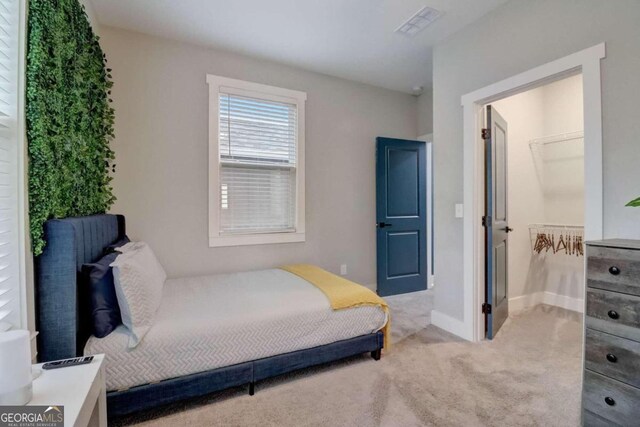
42,356,94,370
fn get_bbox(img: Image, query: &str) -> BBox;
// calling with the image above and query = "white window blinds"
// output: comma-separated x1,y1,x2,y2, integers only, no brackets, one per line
218,92,297,234
0,0,22,331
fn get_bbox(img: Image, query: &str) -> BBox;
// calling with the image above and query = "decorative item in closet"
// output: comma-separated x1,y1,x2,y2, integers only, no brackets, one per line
528,224,584,256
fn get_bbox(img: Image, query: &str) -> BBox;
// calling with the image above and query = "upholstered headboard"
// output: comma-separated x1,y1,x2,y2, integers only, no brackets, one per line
35,214,126,362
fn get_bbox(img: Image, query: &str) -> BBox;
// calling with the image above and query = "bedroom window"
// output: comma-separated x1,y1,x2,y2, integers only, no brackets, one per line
0,0,27,331
207,75,306,247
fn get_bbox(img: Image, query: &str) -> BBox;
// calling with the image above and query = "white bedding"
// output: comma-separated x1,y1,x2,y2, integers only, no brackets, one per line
84,269,387,391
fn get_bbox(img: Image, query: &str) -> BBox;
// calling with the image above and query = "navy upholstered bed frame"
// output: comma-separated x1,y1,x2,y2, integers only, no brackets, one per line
35,214,384,418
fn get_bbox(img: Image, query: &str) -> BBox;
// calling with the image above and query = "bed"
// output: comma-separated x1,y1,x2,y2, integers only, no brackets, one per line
35,214,386,417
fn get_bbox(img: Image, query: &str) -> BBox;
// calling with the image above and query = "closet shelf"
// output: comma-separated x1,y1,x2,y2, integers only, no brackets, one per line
528,131,584,147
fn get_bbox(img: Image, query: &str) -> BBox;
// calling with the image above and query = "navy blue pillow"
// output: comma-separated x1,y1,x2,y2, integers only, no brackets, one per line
104,235,130,254
82,251,122,338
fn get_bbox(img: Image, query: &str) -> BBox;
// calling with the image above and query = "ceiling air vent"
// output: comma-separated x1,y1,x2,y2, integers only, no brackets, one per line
395,6,443,37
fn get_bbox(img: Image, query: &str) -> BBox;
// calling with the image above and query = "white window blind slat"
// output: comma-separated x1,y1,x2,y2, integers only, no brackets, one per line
218,92,297,234
0,0,21,331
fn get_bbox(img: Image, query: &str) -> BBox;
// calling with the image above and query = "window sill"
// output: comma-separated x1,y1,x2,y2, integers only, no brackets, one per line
209,232,305,248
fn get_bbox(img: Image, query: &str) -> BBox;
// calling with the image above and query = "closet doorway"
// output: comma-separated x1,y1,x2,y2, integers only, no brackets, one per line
484,73,585,338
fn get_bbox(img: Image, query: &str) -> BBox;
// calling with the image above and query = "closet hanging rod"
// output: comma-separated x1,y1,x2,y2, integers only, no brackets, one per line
529,131,584,146
528,223,584,230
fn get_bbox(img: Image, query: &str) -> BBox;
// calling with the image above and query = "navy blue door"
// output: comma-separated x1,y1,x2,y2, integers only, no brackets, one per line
376,137,427,297
484,106,510,339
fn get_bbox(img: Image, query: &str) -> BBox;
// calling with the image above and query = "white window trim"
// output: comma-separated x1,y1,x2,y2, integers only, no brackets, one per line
17,0,27,331
206,75,306,247
0,0,28,332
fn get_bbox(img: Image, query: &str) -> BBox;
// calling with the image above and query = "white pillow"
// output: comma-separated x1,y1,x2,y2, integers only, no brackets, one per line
110,242,166,348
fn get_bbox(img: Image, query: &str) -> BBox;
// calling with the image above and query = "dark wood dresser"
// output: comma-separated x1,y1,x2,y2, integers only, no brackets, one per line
583,239,640,426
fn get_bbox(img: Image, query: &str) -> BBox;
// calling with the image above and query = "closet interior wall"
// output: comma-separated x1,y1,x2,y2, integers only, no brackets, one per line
491,74,584,312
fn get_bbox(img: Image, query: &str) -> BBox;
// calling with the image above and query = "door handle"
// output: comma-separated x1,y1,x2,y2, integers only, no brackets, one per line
503,227,514,233
377,222,393,228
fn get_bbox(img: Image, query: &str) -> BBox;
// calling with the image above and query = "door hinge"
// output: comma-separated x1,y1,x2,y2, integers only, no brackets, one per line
482,303,492,314
482,216,491,227
481,128,491,140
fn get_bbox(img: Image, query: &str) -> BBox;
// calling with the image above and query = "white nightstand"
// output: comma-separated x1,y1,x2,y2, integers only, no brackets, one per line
29,354,107,427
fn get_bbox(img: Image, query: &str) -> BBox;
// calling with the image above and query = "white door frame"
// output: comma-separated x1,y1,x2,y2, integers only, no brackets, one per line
418,134,434,289
460,43,605,342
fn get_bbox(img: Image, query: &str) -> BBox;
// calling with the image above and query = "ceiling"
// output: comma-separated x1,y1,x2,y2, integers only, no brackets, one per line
90,0,509,93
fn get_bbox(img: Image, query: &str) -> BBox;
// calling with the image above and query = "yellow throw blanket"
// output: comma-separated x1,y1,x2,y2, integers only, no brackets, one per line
280,264,390,350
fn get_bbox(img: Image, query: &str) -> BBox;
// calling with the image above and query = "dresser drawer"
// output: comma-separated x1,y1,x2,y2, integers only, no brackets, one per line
585,329,640,388
587,245,640,296
582,370,640,426
586,288,640,342
582,409,615,427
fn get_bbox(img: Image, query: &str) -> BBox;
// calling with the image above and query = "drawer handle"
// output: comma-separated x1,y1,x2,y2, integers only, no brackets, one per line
606,353,618,363
604,396,616,406
608,310,620,319
609,266,621,276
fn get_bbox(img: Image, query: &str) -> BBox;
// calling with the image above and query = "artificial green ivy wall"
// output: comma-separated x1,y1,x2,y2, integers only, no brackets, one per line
27,0,116,255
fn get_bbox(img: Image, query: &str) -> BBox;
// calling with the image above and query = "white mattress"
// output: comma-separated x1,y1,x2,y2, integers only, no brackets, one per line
84,269,387,391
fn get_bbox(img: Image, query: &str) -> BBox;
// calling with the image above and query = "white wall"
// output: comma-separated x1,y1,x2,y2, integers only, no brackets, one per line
433,0,640,320
417,88,433,136
493,74,584,304
101,28,417,287
80,0,100,35
539,75,584,224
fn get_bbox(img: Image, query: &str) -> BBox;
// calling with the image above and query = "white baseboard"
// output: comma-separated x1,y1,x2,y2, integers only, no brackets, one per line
509,291,584,314
543,292,584,313
431,310,473,341
509,293,545,312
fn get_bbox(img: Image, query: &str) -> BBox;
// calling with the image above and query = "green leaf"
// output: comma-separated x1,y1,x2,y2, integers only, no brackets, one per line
627,197,640,207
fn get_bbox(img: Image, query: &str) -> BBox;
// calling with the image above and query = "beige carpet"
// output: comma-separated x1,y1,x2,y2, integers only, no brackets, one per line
115,292,583,427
